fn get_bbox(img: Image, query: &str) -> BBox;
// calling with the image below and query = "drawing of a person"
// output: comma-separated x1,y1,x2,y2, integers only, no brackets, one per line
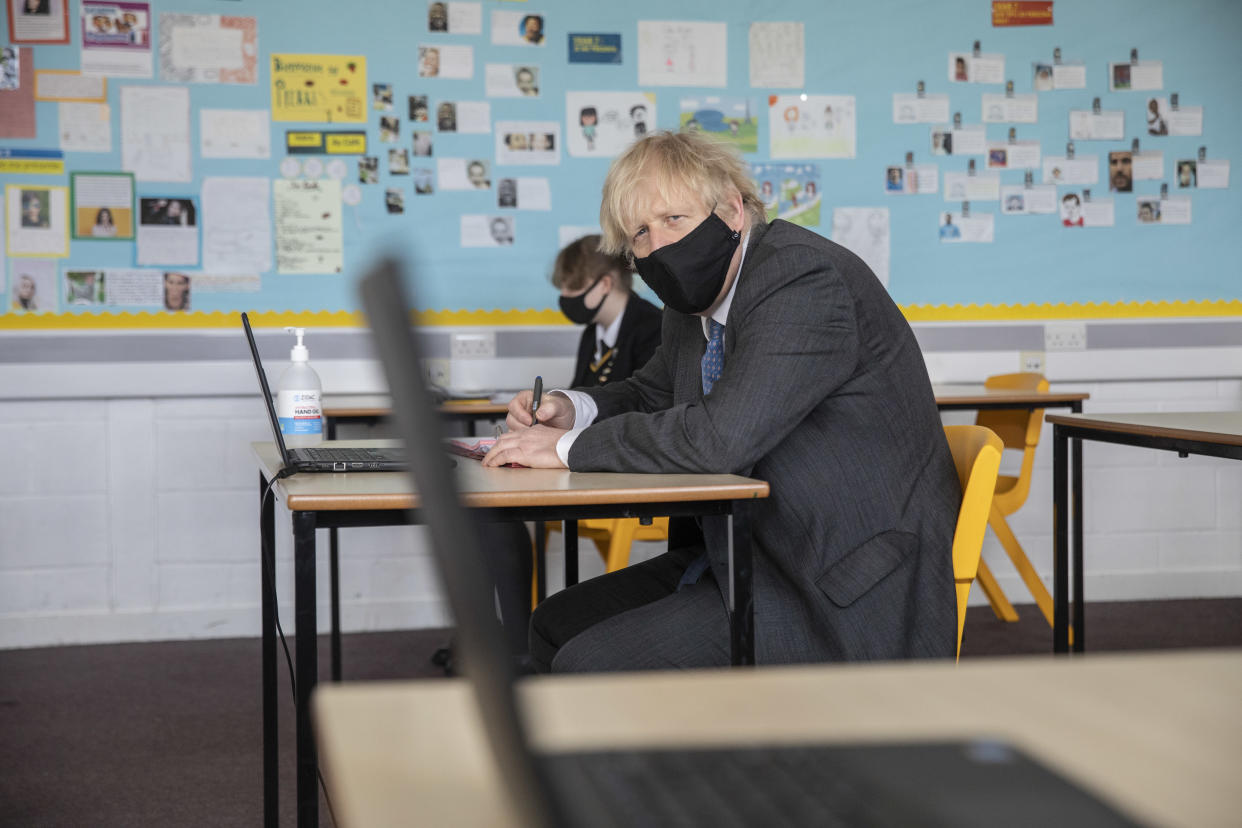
580,107,597,151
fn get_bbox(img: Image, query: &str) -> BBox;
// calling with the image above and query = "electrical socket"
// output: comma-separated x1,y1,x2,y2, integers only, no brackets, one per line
1019,350,1045,373
1044,322,1087,352
450,331,496,359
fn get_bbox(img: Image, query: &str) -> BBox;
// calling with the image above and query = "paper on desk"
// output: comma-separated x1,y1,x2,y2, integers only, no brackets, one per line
202,176,272,274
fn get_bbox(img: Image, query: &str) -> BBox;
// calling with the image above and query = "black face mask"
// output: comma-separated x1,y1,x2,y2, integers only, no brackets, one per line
558,272,609,325
633,213,740,314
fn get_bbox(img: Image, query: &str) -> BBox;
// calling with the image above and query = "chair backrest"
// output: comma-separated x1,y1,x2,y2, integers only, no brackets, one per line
976,372,1048,508
943,425,1003,659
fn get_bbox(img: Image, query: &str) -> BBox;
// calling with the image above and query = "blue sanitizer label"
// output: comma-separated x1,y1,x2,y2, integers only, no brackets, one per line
277,390,323,435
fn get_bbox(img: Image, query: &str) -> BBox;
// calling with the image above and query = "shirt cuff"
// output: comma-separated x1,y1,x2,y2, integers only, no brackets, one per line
552,389,597,468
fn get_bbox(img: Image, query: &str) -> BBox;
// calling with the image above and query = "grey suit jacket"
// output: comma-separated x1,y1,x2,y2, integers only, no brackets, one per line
567,220,960,663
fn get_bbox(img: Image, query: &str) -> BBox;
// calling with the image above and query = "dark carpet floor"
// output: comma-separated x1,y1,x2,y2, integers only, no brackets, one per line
1,597,1239,827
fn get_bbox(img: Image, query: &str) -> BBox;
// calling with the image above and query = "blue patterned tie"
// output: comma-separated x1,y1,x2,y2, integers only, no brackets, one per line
701,319,725,395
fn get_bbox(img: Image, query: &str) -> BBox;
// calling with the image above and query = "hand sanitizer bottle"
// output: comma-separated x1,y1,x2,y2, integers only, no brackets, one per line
276,327,323,447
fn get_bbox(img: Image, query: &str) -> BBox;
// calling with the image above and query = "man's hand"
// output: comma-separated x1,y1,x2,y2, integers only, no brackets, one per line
505,389,575,431
482,425,568,468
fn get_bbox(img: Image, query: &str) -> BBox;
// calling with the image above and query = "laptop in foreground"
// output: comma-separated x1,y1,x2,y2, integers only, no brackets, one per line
358,256,1140,827
242,311,405,473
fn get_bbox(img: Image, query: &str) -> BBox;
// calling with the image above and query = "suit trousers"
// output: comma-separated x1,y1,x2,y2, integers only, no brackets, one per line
530,543,731,673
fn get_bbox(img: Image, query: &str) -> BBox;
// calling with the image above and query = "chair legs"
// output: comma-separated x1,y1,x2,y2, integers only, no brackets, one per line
986,505,1056,629
974,560,1020,622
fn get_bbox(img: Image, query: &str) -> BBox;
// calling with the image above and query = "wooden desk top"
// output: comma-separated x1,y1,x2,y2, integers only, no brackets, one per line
932,384,1090,406
323,394,509,418
1045,410,1242,447
253,440,769,512
325,387,1091,419
314,650,1242,828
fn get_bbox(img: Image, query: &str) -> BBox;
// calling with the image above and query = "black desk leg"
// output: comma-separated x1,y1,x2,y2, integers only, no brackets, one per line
1072,432,1084,653
260,473,278,828
329,539,341,681
293,511,319,828
1052,426,1070,654
535,523,547,603
727,502,755,666
326,419,342,681
564,520,579,588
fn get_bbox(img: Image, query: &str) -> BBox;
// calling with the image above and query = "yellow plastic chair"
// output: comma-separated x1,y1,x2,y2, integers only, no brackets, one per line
533,518,670,607
943,425,1003,659
973,372,1057,629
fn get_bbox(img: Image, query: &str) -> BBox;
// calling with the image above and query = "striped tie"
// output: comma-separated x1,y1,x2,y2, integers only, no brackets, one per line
701,319,725,395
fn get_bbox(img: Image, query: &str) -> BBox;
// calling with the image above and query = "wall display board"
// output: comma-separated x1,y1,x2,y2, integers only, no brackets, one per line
1,0,1239,330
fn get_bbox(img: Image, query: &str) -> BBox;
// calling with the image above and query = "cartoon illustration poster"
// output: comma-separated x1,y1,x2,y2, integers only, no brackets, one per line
565,91,655,158
768,94,855,159
751,163,821,227
270,54,366,123
680,96,759,154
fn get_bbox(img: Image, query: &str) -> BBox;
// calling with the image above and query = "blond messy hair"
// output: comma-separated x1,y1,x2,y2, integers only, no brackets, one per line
598,130,766,257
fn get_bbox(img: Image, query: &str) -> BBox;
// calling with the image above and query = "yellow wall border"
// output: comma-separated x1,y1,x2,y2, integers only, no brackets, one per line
1,300,1238,330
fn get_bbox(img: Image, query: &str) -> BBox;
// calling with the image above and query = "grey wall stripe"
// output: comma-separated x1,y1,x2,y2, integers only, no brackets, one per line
0,320,1237,364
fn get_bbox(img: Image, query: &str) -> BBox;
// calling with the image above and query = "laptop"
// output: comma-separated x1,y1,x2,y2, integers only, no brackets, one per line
241,311,406,473
358,257,1142,828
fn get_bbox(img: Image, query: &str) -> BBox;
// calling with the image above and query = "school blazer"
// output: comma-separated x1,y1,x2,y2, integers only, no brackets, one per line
570,293,663,388
567,220,960,663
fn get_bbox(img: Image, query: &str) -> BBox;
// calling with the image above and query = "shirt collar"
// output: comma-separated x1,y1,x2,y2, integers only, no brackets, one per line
597,301,625,352
702,229,749,339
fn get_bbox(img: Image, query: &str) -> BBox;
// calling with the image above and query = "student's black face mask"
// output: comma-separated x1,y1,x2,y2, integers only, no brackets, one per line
633,213,740,315
558,272,609,325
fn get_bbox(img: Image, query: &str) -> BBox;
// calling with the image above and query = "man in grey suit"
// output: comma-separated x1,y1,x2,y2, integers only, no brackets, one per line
485,131,960,672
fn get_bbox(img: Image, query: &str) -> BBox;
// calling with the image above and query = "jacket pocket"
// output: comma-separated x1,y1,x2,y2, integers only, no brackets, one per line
816,531,919,608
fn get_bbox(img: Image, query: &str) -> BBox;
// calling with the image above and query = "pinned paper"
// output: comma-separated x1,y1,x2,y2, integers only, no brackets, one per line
461,214,515,247
270,54,367,123
80,2,153,78
680,96,759,154
943,171,1000,201
748,22,803,88
495,121,559,165
981,93,1037,124
638,21,726,87
492,10,546,47
7,258,58,313
893,94,950,125
1109,60,1163,92
769,95,855,159
486,64,540,98
751,162,821,226
1042,156,1098,186
137,197,197,265
59,102,112,153
495,177,551,211
159,14,257,84
201,109,271,158
70,171,134,239
938,211,993,243
5,184,69,257
831,207,889,287
1069,110,1124,141
202,176,272,274
566,91,655,158
274,179,343,274
121,85,191,182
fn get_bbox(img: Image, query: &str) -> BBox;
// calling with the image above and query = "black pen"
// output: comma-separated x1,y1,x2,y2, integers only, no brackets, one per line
530,375,543,425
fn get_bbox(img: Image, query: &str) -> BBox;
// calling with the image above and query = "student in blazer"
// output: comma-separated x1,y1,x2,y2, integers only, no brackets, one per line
486,131,960,671
487,235,661,665
555,234,662,390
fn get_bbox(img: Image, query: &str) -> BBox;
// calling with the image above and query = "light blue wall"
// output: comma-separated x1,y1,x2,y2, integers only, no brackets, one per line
5,0,1239,315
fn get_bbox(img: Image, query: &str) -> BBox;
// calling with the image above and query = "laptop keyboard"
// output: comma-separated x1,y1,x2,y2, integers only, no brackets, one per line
302,447,382,462
543,745,925,827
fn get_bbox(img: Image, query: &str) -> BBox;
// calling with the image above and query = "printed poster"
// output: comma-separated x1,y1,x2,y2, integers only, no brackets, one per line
159,14,257,84
566,91,655,158
8,258,59,313
8,0,70,44
137,196,197,265
5,184,69,257
70,171,134,239
271,53,367,123
680,96,759,154
568,33,621,65
769,95,855,159
751,163,820,227
81,2,152,78
273,179,343,274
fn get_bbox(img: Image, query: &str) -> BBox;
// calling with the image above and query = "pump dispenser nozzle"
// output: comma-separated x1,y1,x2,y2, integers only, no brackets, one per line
284,327,309,363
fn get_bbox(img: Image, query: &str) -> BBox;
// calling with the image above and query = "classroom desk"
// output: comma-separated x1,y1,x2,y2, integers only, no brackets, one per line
254,440,768,828
1046,411,1242,654
314,650,1242,828
318,385,1091,661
